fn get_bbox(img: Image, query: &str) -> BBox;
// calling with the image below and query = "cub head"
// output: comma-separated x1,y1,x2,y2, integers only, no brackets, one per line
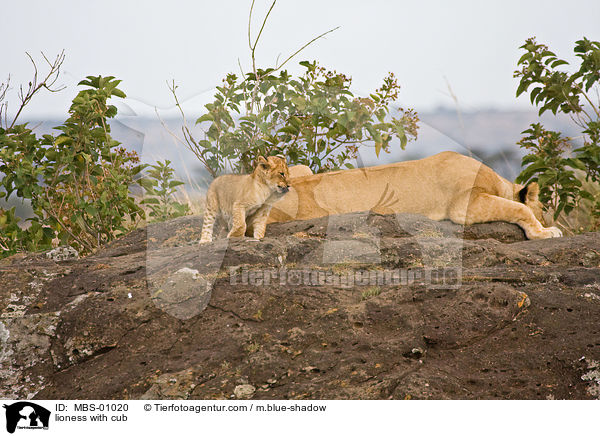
518,182,545,224
254,155,290,194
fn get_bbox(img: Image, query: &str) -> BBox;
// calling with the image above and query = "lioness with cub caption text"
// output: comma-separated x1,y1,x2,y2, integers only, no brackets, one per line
201,151,562,242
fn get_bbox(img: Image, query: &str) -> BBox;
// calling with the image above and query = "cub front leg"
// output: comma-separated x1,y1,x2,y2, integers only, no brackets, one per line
247,206,272,240
227,201,247,238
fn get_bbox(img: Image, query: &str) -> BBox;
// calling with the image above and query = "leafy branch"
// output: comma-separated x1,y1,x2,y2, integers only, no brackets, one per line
165,0,417,178
1,74,145,257
515,37,600,231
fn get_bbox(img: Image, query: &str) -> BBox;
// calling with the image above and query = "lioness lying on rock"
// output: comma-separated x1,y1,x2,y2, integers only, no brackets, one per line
268,151,562,240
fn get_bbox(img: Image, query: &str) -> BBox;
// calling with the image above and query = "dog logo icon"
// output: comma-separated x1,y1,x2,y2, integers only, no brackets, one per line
2,402,50,434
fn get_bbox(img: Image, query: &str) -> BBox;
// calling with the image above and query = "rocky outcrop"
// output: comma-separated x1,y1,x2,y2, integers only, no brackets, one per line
1,213,599,400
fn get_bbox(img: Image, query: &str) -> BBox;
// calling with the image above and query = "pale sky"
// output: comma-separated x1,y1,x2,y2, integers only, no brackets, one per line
2,0,600,119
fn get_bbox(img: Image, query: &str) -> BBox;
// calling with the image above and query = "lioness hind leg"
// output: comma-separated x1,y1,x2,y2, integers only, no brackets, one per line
449,192,562,240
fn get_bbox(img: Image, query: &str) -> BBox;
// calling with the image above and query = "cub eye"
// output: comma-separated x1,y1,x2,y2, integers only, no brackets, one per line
279,172,285,176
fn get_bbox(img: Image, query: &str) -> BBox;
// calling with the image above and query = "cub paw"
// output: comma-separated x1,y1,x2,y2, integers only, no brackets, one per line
227,229,246,238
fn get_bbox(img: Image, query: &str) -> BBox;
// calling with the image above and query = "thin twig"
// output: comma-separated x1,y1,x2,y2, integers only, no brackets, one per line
237,58,250,116
9,50,66,129
273,26,340,73
0,75,10,128
572,82,600,119
443,75,466,144
44,190,93,253
251,0,277,51
156,82,218,178
155,106,210,174
248,0,256,51
560,89,592,124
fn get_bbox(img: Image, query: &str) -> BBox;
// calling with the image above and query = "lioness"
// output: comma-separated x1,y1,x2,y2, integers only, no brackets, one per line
200,156,290,243
288,164,313,178
268,151,562,240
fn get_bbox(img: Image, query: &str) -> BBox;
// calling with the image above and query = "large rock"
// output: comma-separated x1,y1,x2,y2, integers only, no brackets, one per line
1,213,599,400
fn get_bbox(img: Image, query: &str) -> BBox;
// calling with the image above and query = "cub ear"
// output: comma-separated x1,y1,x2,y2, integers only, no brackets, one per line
518,182,540,203
256,156,269,169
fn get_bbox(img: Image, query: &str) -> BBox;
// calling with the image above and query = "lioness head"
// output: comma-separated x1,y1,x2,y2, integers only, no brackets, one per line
254,155,290,194
518,182,545,224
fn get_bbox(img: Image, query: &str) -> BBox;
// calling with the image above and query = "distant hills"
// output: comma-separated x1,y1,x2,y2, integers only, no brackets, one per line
5,106,580,205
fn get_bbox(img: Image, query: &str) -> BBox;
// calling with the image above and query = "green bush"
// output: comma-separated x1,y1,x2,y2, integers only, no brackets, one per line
181,63,418,177
0,75,145,257
514,37,600,229
170,1,418,177
140,160,189,222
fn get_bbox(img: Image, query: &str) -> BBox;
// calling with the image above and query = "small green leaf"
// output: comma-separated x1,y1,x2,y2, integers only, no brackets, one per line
196,114,214,124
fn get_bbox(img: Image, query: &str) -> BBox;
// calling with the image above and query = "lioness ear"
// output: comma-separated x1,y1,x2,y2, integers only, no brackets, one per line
526,182,540,201
519,182,540,203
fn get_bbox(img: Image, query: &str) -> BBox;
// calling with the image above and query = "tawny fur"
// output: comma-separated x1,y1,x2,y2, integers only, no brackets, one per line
268,151,562,240
200,156,290,243
288,164,313,178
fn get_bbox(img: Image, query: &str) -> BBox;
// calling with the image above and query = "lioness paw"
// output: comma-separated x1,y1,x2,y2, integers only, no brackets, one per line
547,226,562,238
535,226,562,239
527,226,563,240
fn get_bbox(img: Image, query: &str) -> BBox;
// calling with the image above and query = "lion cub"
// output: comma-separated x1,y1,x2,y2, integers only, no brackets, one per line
200,156,290,243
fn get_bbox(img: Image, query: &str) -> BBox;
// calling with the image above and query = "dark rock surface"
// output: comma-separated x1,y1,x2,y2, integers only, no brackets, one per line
1,213,599,400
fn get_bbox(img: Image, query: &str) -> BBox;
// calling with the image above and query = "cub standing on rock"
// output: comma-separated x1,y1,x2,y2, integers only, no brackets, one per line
200,155,291,243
